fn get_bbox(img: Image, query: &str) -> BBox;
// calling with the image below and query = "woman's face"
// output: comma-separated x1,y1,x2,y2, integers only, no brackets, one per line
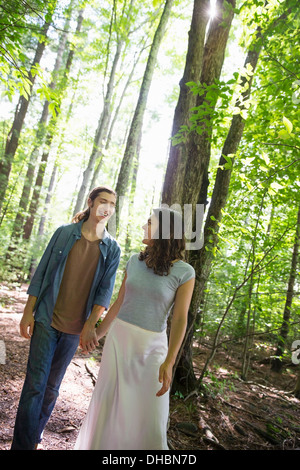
142,214,159,245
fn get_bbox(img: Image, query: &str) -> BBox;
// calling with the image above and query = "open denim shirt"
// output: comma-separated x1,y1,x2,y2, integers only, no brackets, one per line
27,220,121,328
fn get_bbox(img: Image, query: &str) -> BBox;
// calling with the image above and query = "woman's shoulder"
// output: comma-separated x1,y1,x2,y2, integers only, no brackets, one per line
173,260,195,285
126,252,141,269
174,260,195,273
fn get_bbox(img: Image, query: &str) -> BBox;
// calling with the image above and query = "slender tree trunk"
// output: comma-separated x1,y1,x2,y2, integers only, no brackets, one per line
115,0,174,230
0,20,51,213
38,164,58,237
271,204,300,372
89,46,145,191
73,39,124,214
190,30,262,309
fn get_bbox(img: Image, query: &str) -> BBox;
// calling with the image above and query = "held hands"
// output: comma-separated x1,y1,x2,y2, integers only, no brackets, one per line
79,322,99,354
157,361,173,397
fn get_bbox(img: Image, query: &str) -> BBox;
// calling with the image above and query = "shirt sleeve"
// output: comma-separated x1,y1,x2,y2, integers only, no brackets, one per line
93,244,121,309
27,226,63,298
178,264,195,287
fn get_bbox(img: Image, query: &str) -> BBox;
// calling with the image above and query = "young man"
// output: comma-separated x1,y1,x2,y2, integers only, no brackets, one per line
11,186,121,450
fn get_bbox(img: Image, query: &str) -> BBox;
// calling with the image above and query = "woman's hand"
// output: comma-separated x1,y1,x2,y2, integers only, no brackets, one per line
156,361,173,397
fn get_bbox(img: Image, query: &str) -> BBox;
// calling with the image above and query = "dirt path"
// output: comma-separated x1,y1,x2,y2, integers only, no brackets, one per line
0,283,299,451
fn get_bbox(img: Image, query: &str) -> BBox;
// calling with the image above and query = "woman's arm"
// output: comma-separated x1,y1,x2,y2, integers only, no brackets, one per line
156,277,195,397
95,272,127,341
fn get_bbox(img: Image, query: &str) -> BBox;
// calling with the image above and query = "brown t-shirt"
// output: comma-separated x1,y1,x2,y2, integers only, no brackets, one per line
51,234,101,334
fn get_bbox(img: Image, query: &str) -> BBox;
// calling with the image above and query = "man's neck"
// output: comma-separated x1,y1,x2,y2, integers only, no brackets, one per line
82,219,105,241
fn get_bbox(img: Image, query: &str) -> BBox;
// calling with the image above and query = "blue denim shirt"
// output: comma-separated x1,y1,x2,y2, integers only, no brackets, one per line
27,220,121,328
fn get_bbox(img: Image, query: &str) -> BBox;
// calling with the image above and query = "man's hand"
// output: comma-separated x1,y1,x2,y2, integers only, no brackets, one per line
19,296,37,339
20,311,35,339
79,322,99,354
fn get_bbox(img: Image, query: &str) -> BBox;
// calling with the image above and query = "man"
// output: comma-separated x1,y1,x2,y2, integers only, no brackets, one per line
11,186,121,450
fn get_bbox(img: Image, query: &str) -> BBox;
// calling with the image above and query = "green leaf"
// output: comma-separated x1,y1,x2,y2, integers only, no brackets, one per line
241,157,255,165
283,116,293,134
278,129,290,140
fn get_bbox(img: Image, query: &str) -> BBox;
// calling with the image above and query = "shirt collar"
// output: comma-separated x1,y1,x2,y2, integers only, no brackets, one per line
75,220,111,245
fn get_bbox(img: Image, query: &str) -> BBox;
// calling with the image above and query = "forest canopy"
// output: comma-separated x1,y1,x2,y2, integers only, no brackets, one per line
0,0,299,396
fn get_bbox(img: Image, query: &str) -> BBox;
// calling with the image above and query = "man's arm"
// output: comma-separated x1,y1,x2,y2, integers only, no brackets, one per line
80,244,121,354
27,226,63,299
79,304,106,353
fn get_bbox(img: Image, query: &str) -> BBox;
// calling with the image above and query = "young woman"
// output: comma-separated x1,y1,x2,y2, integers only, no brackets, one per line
74,207,195,450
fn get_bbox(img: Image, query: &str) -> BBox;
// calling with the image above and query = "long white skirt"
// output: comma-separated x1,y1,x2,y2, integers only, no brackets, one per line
74,318,169,450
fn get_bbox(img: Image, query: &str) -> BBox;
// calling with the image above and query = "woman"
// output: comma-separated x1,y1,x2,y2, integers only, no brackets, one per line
74,207,195,450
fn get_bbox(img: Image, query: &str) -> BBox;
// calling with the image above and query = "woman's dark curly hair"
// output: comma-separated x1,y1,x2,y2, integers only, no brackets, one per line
139,207,186,276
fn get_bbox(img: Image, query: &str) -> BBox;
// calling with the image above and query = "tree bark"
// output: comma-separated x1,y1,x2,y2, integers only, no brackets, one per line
271,204,300,372
162,0,210,205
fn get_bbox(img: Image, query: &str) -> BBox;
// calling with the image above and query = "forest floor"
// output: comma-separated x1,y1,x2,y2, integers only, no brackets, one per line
0,282,299,452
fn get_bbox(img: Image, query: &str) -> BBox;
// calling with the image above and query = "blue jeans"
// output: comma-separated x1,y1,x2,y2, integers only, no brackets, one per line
11,322,80,450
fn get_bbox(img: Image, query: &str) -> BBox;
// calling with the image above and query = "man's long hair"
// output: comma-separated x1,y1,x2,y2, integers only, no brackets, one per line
72,185,117,223
139,207,186,276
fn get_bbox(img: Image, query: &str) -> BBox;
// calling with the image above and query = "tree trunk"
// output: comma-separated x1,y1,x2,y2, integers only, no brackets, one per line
115,0,174,230
89,45,145,191
73,38,124,215
0,20,51,213
271,204,300,372
162,0,210,205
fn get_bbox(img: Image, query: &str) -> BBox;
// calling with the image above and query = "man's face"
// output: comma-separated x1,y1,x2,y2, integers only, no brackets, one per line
89,192,116,223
